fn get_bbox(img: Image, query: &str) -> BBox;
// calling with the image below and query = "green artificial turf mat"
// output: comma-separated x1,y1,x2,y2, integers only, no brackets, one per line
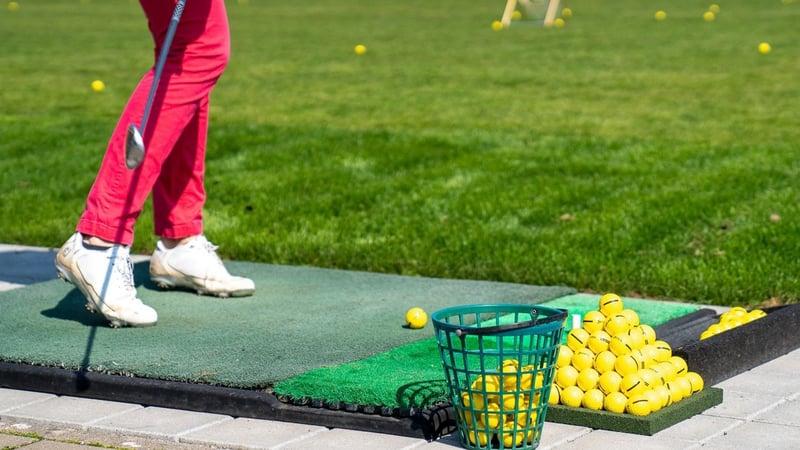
0,261,574,388
545,387,723,435
273,294,700,407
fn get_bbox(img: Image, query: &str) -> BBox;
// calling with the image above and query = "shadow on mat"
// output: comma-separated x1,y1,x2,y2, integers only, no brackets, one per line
396,379,449,409
40,261,153,326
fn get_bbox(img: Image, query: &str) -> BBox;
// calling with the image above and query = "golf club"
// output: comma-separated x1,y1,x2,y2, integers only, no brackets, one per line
125,0,187,170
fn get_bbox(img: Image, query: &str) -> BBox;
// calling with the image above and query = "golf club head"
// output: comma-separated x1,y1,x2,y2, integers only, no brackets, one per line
125,124,145,169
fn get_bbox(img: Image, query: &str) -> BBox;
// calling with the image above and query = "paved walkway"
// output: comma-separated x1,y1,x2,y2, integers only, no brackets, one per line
1,244,799,449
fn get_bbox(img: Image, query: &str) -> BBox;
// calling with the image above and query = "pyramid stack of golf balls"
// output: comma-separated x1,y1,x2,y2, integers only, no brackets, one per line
699,306,766,340
551,293,704,416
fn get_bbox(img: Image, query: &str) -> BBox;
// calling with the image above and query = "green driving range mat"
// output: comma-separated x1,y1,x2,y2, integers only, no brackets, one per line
0,261,575,388
545,387,723,435
273,294,700,407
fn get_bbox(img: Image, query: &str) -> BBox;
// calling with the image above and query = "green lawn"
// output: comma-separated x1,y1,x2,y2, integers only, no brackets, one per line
1,0,798,307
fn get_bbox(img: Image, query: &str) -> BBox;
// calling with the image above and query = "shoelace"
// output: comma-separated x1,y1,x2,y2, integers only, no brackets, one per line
107,249,135,290
196,236,226,269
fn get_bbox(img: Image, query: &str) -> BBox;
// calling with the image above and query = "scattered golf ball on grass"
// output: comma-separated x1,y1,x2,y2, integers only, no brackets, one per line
354,44,367,55
8,1,20,11
758,42,771,54
91,80,105,92
654,10,667,21
703,11,715,22
405,307,427,329
491,20,503,31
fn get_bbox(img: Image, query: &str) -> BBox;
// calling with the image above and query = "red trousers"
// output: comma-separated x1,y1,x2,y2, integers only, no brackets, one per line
77,0,230,246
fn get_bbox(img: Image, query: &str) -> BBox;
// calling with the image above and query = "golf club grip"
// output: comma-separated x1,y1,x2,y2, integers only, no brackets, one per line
139,0,187,134
455,308,567,336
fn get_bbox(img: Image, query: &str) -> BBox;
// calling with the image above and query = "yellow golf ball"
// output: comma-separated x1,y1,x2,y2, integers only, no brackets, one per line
703,11,715,22
614,353,640,377
8,1,20,11
598,370,622,395
642,388,662,412
620,373,646,397
626,394,652,416
588,330,611,354
582,310,607,334
354,44,367,55
91,80,105,92
560,385,583,407
620,309,640,327
686,371,705,394
670,356,689,377
556,345,574,368
567,327,590,351
548,384,562,405
599,293,624,316
577,367,600,392
556,365,579,389
491,20,503,31
758,42,771,54
572,347,596,371
604,391,627,413
654,10,667,21
582,388,605,410
605,314,630,336
404,307,427,329
639,324,657,345
594,350,617,374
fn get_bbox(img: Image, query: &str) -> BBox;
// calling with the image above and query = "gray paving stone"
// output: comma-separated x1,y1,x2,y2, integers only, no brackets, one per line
751,396,800,427
653,413,742,443
0,388,56,412
91,406,232,438
4,396,142,427
0,433,38,448
698,420,800,449
180,417,327,449
702,388,784,420
716,360,800,398
17,441,112,449
283,427,425,449
554,429,696,450
538,422,592,449
755,348,800,376
423,433,462,448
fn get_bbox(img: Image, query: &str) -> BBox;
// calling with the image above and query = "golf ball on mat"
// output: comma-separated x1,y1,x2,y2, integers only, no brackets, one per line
404,307,427,329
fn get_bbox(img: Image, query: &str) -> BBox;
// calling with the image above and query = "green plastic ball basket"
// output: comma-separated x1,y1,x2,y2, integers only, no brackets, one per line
432,304,567,450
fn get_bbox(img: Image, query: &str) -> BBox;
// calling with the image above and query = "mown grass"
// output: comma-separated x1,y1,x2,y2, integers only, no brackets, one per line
1,0,798,306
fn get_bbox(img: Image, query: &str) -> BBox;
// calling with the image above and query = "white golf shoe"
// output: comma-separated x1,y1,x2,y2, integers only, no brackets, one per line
149,235,255,298
55,232,158,328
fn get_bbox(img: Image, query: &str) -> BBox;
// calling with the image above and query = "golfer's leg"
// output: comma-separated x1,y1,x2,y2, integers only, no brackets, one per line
152,96,208,240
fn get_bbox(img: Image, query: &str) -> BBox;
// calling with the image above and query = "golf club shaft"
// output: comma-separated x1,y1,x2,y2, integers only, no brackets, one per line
139,0,187,138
